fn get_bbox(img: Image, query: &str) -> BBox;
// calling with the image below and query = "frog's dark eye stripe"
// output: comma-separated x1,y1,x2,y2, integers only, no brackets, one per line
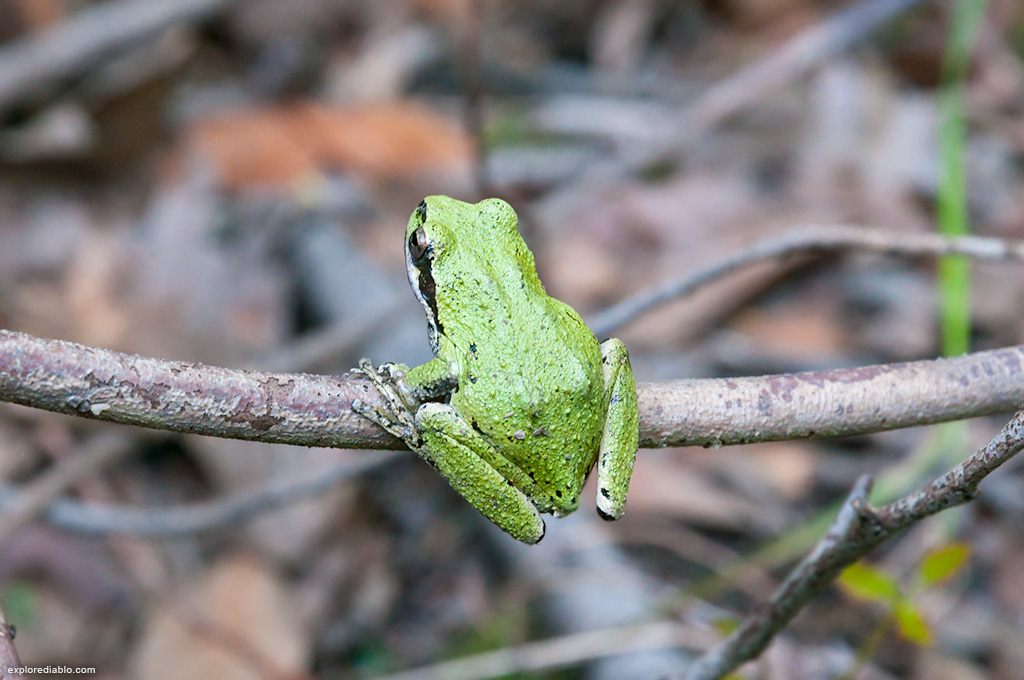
415,201,427,225
417,264,437,312
407,225,442,346
409,227,430,264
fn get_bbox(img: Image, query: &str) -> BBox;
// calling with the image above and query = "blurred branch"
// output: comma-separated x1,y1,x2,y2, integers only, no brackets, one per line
684,405,1024,680
590,225,1024,335
0,452,400,537
541,0,933,213
665,0,931,154
0,431,134,543
0,0,241,114
369,620,709,680
0,605,18,678
2,330,1024,451
459,0,492,199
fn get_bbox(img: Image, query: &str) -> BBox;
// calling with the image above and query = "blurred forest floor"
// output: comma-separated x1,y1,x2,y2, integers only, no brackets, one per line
1,0,1024,679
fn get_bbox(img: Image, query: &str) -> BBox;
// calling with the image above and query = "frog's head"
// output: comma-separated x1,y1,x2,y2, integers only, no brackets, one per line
404,195,540,354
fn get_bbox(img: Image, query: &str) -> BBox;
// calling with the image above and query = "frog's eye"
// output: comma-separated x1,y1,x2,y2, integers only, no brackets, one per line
409,227,430,264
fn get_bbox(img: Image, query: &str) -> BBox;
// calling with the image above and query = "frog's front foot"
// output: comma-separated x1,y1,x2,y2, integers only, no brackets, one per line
353,359,422,446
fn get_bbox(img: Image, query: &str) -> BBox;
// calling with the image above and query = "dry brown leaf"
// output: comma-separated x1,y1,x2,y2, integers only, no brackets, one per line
188,102,472,190
711,0,816,30
132,554,309,680
7,0,63,34
715,442,817,500
915,651,989,680
730,304,847,358
623,450,784,532
10,229,133,351
410,0,471,23
188,109,321,189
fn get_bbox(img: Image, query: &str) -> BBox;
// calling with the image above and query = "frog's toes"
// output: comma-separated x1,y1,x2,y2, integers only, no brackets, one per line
351,398,384,425
354,401,420,446
355,358,378,378
596,485,625,521
527,519,546,545
356,360,409,412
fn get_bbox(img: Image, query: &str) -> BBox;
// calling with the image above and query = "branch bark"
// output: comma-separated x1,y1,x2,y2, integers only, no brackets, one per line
683,406,1024,680
3,330,1024,451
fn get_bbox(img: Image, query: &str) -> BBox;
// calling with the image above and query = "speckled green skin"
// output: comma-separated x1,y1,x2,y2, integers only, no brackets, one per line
356,196,638,544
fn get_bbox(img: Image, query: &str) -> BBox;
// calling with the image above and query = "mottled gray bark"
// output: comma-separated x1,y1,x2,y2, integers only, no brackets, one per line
4,330,1022,451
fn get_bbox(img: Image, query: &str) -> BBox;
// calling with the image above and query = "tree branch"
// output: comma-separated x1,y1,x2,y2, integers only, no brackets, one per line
683,406,1024,680
0,329,404,450
3,330,1024,451
640,344,1024,447
590,225,1024,335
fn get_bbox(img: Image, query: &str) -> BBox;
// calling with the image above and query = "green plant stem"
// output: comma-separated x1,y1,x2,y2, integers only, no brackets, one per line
937,0,987,357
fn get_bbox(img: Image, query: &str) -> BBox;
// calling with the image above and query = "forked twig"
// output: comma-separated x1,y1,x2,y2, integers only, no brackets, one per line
683,406,1024,680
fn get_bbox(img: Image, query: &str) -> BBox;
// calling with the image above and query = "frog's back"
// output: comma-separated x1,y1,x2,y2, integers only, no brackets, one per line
451,295,606,509
426,195,607,510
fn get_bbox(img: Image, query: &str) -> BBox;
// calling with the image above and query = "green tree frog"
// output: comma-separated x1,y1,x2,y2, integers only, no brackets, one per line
354,196,638,544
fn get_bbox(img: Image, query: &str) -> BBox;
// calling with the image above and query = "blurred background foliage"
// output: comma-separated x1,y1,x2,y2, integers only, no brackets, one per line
1,0,1024,678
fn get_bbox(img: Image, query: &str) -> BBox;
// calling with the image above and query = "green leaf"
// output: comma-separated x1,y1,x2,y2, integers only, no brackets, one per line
894,600,933,646
1,581,37,627
712,616,740,636
838,562,901,604
918,542,970,588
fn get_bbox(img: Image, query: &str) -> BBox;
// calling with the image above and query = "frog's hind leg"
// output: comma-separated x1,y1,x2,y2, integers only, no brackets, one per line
415,403,547,544
595,338,639,521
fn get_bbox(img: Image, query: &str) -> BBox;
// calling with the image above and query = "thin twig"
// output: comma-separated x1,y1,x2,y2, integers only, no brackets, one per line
369,620,711,680
0,605,19,679
589,225,1024,336
0,452,400,537
0,0,241,113
2,330,1024,450
683,406,1024,680
0,431,134,543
